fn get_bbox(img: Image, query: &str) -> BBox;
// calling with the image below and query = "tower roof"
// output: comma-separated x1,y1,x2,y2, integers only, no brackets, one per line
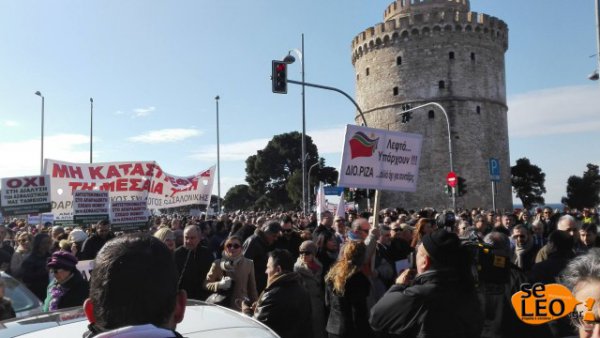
384,0,470,21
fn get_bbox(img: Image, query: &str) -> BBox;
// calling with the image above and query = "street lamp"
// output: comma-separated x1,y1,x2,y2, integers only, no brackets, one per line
283,33,307,214
90,97,94,163
307,161,320,212
396,102,455,210
34,91,44,174
215,95,221,215
592,0,600,80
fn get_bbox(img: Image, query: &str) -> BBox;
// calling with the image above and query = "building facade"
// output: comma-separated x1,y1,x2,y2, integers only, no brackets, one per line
352,0,512,210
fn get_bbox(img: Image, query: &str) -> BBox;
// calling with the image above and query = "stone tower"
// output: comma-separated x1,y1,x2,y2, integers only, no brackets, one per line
352,0,511,211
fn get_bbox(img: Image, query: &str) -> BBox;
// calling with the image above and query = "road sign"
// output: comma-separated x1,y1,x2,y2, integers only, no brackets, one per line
323,186,344,196
489,158,500,182
446,171,457,187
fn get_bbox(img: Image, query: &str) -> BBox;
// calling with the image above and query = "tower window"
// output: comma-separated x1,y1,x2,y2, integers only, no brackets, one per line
438,80,445,89
428,110,435,119
396,56,402,65
356,74,359,81
366,67,370,76
471,52,476,61
393,87,399,96
476,106,481,114
449,51,455,60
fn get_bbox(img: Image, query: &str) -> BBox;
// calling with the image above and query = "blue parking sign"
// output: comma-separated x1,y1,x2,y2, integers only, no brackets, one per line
489,158,500,181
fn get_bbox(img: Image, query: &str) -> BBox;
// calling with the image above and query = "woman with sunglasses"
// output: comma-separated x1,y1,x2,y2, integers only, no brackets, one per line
43,251,89,312
204,235,258,310
9,232,32,279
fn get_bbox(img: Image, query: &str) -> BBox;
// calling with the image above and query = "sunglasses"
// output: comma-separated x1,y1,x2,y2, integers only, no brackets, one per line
391,228,402,232
226,243,241,249
50,268,61,274
299,251,313,255
282,229,293,233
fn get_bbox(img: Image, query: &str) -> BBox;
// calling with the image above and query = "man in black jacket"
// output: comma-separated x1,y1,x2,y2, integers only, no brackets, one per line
243,221,281,293
242,249,312,338
80,220,114,260
370,229,483,338
174,225,214,301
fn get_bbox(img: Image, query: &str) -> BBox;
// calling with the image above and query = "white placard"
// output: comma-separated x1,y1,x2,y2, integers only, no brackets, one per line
338,125,422,192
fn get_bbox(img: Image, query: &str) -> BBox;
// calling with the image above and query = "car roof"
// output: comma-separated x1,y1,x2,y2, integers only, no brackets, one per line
0,300,279,338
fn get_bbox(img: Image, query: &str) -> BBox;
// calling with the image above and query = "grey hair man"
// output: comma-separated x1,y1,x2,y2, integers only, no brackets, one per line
535,215,579,263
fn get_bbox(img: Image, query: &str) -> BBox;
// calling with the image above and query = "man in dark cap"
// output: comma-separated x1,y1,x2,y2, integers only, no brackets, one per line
370,229,482,338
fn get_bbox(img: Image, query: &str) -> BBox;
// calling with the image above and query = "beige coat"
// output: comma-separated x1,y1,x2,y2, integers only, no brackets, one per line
204,256,258,310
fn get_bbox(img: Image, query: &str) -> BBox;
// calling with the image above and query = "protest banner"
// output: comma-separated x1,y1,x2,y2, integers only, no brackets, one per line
27,213,54,225
110,200,150,232
338,125,423,192
1,175,52,216
43,159,215,223
73,190,109,226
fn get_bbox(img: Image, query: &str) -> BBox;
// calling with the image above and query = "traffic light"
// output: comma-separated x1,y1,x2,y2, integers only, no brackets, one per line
400,112,412,123
457,176,467,196
272,60,287,94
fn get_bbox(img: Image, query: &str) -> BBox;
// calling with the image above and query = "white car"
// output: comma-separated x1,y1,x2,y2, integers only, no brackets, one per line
0,300,280,338
1,272,43,318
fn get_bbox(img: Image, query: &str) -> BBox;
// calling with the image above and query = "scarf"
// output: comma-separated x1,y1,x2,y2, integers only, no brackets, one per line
48,273,74,311
513,238,534,269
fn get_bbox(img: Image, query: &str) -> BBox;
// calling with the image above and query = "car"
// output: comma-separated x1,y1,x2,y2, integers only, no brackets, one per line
0,300,280,338
1,272,43,318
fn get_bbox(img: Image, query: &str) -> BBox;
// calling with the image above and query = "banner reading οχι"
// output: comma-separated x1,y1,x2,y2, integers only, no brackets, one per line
1,175,52,216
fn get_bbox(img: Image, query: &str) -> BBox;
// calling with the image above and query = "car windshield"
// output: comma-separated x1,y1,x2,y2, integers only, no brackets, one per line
3,275,40,313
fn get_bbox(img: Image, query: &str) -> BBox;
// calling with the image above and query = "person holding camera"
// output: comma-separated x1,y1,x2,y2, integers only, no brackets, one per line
370,229,482,338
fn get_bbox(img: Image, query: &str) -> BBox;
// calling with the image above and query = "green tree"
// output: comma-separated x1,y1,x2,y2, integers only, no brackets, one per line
562,163,600,209
223,184,254,211
511,157,546,210
245,131,321,210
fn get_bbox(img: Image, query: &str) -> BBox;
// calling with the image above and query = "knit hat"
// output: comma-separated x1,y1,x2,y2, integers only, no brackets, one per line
421,229,460,265
69,229,88,243
299,240,317,255
47,251,78,272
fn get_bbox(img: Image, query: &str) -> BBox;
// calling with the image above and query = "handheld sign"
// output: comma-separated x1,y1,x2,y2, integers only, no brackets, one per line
1,175,52,216
338,125,423,192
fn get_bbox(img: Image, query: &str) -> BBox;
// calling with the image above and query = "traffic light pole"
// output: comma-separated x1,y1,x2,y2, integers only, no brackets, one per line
287,79,367,126
398,102,455,211
286,79,383,220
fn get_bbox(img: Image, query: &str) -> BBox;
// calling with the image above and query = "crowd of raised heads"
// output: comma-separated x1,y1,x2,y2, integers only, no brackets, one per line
0,204,599,338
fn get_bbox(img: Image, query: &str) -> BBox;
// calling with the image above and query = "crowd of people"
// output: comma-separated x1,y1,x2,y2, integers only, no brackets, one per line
0,205,598,338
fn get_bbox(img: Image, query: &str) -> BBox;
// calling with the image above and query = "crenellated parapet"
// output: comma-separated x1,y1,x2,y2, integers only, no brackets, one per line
384,0,470,21
351,8,508,64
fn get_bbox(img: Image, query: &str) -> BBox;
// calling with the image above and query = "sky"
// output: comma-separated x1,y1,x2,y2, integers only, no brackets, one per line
0,0,598,208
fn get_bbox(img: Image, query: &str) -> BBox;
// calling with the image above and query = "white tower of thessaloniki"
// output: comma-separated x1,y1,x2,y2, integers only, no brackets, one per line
351,0,511,211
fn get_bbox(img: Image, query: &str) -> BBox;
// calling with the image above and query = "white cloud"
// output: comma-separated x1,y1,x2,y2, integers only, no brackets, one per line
128,128,201,144
113,110,125,116
188,126,346,162
132,106,155,118
508,85,600,137
1,120,19,127
0,134,90,178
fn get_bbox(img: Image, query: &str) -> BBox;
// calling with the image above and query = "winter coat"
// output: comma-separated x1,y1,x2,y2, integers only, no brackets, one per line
204,255,258,310
80,233,114,260
9,247,29,279
43,270,89,311
370,269,483,338
242,229,271,293
326,271,372,338
174,245,214,301
294,258,326,338
254,272,313,338
21,252,51,301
